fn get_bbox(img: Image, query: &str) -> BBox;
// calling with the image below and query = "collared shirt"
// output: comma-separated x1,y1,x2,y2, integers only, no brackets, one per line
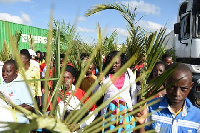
146,95,200,133
19,63,42,97
0,76,33,123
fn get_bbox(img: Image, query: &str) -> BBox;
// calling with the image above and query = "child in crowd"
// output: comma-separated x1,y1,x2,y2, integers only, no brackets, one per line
0,60,33,123
149,61,166,98
80,62,96,96
162,53,173,66
57,65,97,130
135,63,200,133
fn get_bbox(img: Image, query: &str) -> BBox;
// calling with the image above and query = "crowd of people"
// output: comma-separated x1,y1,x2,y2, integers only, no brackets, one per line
0,49,200,133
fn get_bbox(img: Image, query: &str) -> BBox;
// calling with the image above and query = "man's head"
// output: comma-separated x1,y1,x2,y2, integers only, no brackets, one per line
2,60,18,83
63,65,76,91
162,54,173,66
20,49,31,65
165,63,193,106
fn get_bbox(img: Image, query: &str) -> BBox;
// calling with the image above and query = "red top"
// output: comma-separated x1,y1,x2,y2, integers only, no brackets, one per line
57,88,96,111
135,63,144,70
40,63,46,72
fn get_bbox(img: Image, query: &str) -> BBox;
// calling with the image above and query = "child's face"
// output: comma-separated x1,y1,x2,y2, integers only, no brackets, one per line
152,64,165,78
2,64,18,83
166,70,193,105
63,71,75,90
164,57,172,66
86,64,94,75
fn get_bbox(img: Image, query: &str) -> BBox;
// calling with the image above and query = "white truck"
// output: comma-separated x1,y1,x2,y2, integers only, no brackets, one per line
165,0,200,107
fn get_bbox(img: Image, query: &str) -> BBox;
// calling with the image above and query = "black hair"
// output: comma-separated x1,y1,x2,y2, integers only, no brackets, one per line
103,51,128,77
65,65,77,79
80,53,89,60
42,52,46,60
154,61,166,69
36,50,43,62
4,59,18,70
60,54,65,59
20,49,31,61
36,50,41,54
148,61,166,81
162,53,172,60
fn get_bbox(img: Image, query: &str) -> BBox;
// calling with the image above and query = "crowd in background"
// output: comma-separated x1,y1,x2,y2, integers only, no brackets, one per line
0,49,199,133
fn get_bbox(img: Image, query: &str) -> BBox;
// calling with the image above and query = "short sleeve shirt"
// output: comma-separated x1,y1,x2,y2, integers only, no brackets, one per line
19,63,42,97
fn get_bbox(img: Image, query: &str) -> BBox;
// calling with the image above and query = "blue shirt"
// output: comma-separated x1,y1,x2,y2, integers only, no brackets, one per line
146,95,200,133
0,76,33,123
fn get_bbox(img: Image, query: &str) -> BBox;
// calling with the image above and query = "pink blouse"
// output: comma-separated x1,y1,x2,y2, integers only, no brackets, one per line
109,73,125,89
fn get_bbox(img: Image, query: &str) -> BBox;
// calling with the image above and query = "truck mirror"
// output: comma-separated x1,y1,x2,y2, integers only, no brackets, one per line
174,23,180,34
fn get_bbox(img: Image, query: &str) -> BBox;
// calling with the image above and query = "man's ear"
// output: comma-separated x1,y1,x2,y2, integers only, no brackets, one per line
73,77,75,84
16,69,19,75
190,82,194,90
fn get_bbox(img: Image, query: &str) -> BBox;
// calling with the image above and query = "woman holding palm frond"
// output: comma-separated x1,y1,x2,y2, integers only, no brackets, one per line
95,51,137,132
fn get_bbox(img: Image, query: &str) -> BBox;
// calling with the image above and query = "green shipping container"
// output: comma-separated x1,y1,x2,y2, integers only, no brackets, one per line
0,20,48,52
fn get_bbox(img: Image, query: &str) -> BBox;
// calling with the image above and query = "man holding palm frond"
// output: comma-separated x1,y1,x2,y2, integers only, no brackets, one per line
135,63,200,133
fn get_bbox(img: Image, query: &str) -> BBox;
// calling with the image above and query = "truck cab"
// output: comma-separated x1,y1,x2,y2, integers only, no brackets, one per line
173,0,200,108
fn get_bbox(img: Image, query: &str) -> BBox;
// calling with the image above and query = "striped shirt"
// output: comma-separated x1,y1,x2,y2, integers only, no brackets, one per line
146,95,200,133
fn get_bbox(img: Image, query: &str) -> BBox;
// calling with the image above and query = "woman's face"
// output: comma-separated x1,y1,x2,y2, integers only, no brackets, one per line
36,52,40,58
2,64,18,83
111,57,121,74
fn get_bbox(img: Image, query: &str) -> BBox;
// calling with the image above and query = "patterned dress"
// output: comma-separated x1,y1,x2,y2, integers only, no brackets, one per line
102,97,135,133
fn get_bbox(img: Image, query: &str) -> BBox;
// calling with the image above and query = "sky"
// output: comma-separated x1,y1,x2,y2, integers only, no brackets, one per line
0,0,185,44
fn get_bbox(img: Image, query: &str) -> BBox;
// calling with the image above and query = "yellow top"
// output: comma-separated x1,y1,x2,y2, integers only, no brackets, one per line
19,63,42,97
39,59,45,65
